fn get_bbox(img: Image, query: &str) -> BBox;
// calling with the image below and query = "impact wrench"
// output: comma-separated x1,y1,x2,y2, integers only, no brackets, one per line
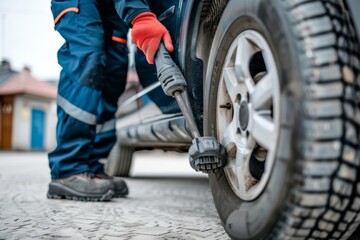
154,43,227,173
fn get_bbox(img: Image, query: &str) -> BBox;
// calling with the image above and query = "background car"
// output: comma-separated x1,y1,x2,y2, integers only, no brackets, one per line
107,0,360,239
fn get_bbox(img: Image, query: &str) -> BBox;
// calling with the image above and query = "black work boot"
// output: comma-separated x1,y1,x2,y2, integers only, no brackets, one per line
96,173,129,197
47,172,114,201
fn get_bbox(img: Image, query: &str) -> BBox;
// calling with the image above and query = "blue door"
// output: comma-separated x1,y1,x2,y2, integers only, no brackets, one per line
31,109,45,150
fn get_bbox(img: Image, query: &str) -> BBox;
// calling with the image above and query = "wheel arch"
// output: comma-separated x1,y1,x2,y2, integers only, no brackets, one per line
177,0,229,134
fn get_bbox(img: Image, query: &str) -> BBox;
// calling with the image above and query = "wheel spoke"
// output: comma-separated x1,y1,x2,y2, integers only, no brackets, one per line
251,72,273,110
245,77,255,94
223,67,243,101
249,112,275,151
235,36,257,80
224,135,249,195
235,149,248,193
220,120,237,147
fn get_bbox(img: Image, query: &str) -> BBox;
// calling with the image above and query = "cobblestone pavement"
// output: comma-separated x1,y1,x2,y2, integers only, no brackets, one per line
0,151,229,240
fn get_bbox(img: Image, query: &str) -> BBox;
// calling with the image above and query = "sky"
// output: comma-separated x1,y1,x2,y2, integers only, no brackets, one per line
0,0,64,80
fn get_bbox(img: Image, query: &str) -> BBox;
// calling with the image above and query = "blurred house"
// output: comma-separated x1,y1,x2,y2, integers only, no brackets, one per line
0,61,57,151
0,60,18,85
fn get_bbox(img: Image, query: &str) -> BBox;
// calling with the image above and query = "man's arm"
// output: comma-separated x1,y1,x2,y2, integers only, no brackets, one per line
113,0,150,26
113,0,173,64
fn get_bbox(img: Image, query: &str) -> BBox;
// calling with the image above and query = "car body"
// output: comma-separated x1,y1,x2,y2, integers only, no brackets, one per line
108,0,360,239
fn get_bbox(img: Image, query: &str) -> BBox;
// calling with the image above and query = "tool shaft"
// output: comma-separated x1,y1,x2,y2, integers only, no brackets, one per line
174,91,200,138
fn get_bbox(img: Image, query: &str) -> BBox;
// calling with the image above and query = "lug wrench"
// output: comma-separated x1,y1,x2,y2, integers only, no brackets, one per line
154,43,227,173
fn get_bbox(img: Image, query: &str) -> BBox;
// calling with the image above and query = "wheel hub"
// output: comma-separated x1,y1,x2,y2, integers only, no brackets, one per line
239,101,249,131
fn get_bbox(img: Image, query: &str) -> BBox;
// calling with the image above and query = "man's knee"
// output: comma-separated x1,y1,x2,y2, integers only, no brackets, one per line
58,43,107,91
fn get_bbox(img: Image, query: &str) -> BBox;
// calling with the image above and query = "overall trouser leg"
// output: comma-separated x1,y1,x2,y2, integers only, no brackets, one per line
49,0,107,179
88,0,129,174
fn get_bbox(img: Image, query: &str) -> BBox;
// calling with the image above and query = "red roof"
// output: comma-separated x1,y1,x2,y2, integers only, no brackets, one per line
0,70,57,99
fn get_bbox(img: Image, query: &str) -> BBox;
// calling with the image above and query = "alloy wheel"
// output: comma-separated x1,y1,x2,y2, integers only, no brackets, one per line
216,30,281,201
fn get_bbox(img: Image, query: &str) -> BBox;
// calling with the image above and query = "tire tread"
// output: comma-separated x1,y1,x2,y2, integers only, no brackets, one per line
105,144,134,177
272,0,360,239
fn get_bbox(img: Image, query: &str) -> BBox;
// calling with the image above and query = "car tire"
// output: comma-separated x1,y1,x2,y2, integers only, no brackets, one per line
204,0,360,239
105,144,134,177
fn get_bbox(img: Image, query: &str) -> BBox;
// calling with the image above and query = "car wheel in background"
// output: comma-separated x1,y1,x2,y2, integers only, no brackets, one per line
106,144,134,177
204,0,360,239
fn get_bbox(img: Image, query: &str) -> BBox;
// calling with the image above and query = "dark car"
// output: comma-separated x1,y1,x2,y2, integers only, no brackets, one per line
107,0,360,239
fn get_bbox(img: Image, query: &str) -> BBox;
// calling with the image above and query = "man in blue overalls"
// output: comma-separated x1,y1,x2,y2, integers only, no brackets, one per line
48,0,175,201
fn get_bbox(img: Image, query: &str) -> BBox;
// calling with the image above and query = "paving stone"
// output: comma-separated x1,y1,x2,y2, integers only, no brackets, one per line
128,235,159,240
134,227,170,236
103,236,126,240
0,152,228,239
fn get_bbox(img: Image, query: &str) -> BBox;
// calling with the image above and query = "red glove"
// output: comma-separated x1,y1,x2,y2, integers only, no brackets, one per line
131,12,174,64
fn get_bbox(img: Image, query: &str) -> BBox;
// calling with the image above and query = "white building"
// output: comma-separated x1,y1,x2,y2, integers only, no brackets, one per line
0,68,57,151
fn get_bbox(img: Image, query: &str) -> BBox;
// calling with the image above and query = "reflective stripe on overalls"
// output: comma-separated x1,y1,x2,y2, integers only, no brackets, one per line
48,0,129,179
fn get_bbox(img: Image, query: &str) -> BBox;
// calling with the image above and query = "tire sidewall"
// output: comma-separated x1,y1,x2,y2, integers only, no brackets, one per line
106,144,134,177
204,0,302,238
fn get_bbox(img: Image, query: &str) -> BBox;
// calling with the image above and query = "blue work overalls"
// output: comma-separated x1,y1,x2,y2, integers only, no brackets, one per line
49,0,179,179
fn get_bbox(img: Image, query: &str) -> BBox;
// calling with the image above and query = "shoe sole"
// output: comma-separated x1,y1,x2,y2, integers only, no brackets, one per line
113,188,129,198
47,183,114,202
